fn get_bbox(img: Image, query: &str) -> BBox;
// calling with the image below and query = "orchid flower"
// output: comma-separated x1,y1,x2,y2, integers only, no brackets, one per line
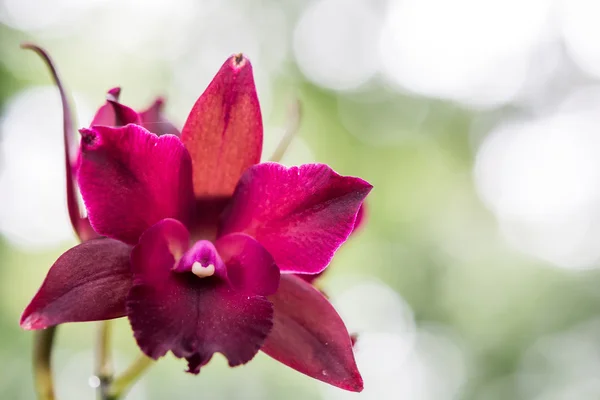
21,51,372,392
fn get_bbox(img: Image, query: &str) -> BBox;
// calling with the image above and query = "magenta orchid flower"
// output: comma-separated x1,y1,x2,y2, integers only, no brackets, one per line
21,52,371,391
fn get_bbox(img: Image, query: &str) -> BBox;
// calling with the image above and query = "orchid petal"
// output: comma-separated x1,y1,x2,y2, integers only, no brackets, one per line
139,98,181,136
219,163,372,274
78,125,195,245
127,219,273,373
261,275,363,392
106,87,121,101
181,54,263,197
90,88,141,127
20,238,132,330
189,197,231,242
353,203,366,233
299,203,368,284
21,44,98,241
298,271,322,284
216,233,280,296
90,88,120,126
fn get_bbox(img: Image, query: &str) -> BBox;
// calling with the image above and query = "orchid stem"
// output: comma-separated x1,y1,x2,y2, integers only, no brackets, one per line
106,355,154,400
269,99,301,163
33,327,57,400
96,321,114,400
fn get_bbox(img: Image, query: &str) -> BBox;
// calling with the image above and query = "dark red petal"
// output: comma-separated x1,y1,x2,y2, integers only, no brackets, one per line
261,275,363,391
21,44,98,241
139,98,181,136
216,233,280,296
20,238,132,330
181,54,263,198
219,163,372,274
78,125,195,245
127,219,273,373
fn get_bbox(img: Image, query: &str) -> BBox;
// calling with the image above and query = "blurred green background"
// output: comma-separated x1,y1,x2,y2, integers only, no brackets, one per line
3,0,600,399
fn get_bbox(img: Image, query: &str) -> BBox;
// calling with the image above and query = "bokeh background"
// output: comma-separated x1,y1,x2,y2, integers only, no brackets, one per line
2,0,600,399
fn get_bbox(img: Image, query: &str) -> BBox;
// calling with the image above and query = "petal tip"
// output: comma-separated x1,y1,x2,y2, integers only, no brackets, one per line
357,179,373,192
151,97,165,108
231,53,249,69
107,87,121,101
20,312,48,330
20,42,37,50
344,373,364,392
185,364,201,375
79,127,100,149
20,43,50,56
330,366,363,392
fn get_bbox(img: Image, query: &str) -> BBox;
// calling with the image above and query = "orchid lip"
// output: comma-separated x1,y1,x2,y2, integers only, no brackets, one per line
172,239,227,279
191,262,215,278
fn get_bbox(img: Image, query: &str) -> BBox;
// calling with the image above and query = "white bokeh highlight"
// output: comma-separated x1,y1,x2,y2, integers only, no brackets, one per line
518,319,600,400
331,280,416,338
0,87,92,249
379,0,554,109
321,327,467,400
293,0,381,91
321,280,467,400
0,0,108,33
474,87,600,269
559,0,600,79
476,117,600,222
336,93,431,146
56,350,147,400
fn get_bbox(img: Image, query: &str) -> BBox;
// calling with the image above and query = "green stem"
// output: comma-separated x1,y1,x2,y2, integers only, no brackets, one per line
33,327,57,400
106,355,154,400
269,99,301,163
96,321,113,400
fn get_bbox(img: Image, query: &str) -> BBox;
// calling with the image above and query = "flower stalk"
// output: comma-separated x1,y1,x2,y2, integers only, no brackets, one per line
269,100,301,163
96,321,114,400
106,355,154,400
33,327,57,400
96,321,154,400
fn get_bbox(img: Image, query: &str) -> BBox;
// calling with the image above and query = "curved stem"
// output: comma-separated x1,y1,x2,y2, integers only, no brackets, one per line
107,355,154,400
20,43,95,241
33,327,57,400
269,99,301,163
